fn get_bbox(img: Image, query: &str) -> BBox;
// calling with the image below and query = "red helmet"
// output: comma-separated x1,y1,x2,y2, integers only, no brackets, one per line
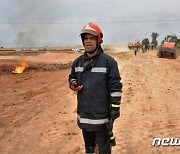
80,22,103,44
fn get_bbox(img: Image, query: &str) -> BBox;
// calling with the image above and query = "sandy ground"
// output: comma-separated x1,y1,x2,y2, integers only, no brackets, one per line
0,50,179,154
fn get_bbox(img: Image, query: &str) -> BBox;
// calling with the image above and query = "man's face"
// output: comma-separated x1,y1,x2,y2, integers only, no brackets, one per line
84,33,97,53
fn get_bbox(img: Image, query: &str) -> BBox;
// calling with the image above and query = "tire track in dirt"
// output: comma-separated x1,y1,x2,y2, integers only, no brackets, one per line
112,51,180,154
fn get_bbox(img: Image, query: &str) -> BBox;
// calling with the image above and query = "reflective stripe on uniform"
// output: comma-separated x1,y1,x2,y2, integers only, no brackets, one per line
91,67,107,73
111,104,120,108
77,115,108,125
110,136,115,140
75,67,83,72
110,92,122,97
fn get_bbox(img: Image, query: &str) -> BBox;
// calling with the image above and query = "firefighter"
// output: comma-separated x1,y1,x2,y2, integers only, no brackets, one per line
69,23,123,154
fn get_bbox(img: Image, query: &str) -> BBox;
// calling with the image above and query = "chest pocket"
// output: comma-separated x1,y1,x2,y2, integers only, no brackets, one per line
90,67,107,86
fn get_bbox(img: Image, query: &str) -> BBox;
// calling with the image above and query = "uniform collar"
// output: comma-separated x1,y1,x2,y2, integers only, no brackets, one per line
83,46,103,60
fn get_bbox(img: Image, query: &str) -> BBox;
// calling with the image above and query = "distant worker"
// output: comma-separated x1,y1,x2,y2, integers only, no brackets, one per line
134,47,138,55
151,44,154,50
142,45,146,53
145,45,149,51
69,22,123,154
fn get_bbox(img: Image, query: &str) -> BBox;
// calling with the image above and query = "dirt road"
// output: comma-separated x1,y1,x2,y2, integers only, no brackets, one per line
0,50,179,154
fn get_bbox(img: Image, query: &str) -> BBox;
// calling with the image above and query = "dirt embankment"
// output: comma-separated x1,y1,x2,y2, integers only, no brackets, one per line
0,50,179,154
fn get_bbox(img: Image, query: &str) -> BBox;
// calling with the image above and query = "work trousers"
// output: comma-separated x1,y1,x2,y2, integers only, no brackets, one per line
82,129,111,154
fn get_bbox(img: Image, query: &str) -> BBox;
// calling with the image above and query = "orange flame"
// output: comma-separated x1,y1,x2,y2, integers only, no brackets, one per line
12,61,29,74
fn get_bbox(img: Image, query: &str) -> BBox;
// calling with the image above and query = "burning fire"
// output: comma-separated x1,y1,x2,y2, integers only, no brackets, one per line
12,61,29,74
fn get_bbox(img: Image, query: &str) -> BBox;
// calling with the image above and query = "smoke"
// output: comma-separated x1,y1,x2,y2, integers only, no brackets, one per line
104,44,130,53
15,30,37,47
4,0,180,47
11,0,55,47
112,46,130,52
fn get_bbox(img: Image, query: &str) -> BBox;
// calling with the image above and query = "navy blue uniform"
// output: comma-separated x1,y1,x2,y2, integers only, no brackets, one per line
69,46,123,153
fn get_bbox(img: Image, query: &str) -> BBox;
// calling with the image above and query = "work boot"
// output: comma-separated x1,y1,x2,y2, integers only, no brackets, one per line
108,131,116,146
85,147,95,154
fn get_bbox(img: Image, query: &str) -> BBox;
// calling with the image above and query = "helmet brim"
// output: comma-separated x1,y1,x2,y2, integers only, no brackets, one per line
80,30,98,37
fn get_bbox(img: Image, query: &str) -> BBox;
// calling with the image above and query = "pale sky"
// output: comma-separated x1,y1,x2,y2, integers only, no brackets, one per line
0,0,180,47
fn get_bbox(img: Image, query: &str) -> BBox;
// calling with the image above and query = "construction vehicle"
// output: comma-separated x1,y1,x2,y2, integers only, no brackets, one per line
157,35,177,59
128,41,141,50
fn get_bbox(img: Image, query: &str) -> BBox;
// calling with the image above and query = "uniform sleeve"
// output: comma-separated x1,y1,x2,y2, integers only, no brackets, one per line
68,60,77,88
107,59,123,108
